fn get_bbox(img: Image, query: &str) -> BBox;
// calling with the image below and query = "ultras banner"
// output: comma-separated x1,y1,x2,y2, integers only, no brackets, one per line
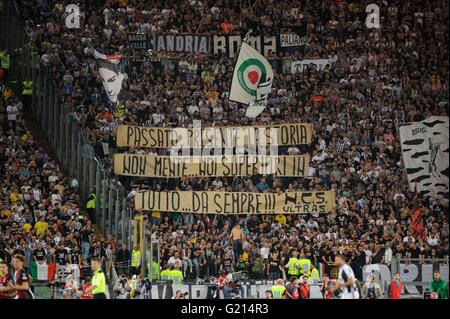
279,33,308,47
116,123,314,148
128,33,210,53
113,154,310,178
126,30,308,57
212,27,307,58
135,191,336,214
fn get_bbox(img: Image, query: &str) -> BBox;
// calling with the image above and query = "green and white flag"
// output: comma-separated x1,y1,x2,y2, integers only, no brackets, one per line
230,42,273,118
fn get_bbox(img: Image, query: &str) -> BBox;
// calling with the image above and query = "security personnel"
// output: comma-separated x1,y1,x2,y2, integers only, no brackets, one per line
286,251,300,280
160,265,171,281
271,279,286,299
298,254,312,276
21,80,33,113
310,264,320,283
86,191,96,223
0,50,9,80
170,266,183,284
0,50,10,70
22,81,32,95
149,260,159,280
31,50,40,70
131,247,141,276
85,258,106,299
146,260,159,280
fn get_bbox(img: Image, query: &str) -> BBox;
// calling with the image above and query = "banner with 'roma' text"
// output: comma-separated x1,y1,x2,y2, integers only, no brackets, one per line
116,123,313,148
114,154,310,178
135,191,336,214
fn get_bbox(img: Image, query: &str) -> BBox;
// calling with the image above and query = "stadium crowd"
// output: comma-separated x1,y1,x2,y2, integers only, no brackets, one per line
0,0,449,297
0,79,120,271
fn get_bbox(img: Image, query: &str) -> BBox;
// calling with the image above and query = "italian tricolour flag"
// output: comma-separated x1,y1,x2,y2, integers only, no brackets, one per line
29,261,57,281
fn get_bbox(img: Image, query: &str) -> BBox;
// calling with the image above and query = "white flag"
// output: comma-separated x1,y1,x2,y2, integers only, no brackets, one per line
399,116,449,202
230,42,273,117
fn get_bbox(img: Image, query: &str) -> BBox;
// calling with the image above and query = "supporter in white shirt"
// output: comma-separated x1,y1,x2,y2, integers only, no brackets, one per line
427,234,439,246
103,7,114,24
48,172,59,183
167,254,182,268
33,187,42,202
152,110,165,125
403,234,416,243
178,59,189,70
384,242,393,265
312,149,329,163
287,146,300,154
306,218,319,231
62,72,74,84
260,243,270,260
393,193,406,201
212,178,223,189
7,103,19,122
210,6,220,15
212,104,223,115
51,191,63,207
307,163,316,178
365,248,372,264
187,103,199,115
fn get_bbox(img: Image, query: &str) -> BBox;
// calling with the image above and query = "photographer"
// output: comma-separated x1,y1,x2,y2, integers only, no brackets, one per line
173,290,188,299
361,275,382,299
133,275,148,299
140,278,152,299
113,274,131,299
63,274,80,299
81,278,93,299
320,275,336,299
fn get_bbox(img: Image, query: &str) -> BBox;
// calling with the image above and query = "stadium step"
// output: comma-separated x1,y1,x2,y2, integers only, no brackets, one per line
23,112,62,170
24,112,104,238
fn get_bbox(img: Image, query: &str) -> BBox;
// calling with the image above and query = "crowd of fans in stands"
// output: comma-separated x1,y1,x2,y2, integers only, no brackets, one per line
1,0,449,291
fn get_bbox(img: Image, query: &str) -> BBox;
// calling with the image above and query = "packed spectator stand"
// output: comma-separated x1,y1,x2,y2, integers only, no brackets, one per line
0,0,449,299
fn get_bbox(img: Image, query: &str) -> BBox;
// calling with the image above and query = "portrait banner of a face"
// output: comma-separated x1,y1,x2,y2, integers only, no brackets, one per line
92,48,127,109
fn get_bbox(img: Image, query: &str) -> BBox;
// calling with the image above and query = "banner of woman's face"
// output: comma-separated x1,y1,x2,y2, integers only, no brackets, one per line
97,60,125,105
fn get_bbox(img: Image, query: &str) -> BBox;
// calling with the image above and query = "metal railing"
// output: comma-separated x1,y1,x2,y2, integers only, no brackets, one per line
0,0,132,244
363,258,448,298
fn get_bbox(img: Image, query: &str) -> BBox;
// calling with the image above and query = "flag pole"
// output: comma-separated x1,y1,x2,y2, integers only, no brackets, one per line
227,29,253,104
242,29,253,44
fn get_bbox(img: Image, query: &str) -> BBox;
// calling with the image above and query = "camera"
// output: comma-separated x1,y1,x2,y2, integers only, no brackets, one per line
231,271,248,281
119,276,127,284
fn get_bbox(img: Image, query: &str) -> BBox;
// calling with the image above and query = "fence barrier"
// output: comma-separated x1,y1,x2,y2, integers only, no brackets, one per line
0,0,132,245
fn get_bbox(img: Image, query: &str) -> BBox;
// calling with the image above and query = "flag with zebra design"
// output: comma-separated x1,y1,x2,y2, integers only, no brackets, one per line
399,116,449,202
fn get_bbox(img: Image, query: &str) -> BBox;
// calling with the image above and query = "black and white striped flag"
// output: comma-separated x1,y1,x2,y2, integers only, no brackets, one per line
399,116,449,202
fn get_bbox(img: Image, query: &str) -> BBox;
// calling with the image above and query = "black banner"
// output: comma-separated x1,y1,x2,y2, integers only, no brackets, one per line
127,33,210,54
212,34,277,58
212,27,307,58
127,30,307,58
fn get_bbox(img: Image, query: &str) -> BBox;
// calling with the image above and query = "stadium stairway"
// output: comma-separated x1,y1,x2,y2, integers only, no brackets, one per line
23,112,104,240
